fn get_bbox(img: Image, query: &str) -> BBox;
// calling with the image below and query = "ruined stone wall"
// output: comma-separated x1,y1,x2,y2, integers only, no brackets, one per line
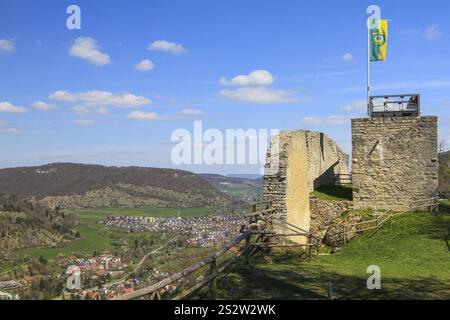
309,197,353,239
352,116,438,211
263,130,349,242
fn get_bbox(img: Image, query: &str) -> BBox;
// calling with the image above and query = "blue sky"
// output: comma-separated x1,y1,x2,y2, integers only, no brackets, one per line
1,0,449,174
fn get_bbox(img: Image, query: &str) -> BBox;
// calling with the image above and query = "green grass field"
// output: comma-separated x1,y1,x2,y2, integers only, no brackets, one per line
15,206,208,260
311,185,353,201
217,212,450,300
74,206,209,224
439,199,450,212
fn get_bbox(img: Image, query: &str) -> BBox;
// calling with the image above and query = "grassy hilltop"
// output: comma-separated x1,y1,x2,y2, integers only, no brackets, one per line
216,210,450,300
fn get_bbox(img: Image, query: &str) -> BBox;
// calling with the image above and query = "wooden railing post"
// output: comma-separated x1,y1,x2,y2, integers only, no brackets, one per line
308,234,312,260
149,291,161,300
245,233,251,264
209,259,217,300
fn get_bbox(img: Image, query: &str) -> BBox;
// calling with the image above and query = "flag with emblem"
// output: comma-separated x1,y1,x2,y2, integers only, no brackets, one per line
370,19,388,61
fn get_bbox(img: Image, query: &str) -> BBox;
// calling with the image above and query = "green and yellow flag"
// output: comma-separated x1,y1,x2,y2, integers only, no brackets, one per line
370,19,388,61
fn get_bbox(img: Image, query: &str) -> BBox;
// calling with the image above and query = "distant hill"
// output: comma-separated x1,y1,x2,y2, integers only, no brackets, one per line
225,174,262,180
200,174,263,201
0,194,77,258
439,151,450,194
0,163,233,210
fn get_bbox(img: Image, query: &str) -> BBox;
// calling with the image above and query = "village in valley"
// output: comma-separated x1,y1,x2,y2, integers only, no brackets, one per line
102,215,246,247
1,2,450,304
0,206,249,300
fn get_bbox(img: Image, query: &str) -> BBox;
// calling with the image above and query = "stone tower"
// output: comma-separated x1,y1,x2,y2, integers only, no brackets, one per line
352,116,438,211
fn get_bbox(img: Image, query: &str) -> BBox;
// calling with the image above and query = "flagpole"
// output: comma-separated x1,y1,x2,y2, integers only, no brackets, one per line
367,21,371,118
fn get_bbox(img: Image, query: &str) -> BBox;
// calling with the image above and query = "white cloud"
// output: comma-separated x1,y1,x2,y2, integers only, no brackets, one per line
425,24,443,41
0,101,27,113
342,53,354,61
135,59,155,71
73,119,95,126
220,70,274,86
0,39,14,53
343,100,366,111
176,108,205,117
49,90,76,102
96,107,110,115
50,90,151,108
126,111,161,121
72,106,89,115
301,116,350,125
219,87,298,104
0,120,18,133
72,105,110,116
77,91,151,108
148,40,187,55
69,37,111,66
32,101,57,111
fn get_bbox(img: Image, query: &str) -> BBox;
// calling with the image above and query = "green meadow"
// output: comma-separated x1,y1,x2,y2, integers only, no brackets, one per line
15,206,208,260
311,185,353,201
216,211,450,300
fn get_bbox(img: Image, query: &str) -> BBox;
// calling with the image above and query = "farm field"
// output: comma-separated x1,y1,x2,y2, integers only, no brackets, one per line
15,206,209,260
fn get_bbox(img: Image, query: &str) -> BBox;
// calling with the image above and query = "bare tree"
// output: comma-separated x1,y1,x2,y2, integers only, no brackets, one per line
439,139,448,154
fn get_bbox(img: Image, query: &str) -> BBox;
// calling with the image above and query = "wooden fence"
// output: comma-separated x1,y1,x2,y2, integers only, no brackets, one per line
113,201,272,300
246,200,321,259
327,197,439,245
409,197,439,213
113,199,321,300
334,174,352,186
111,197,440,300
112,231,252,300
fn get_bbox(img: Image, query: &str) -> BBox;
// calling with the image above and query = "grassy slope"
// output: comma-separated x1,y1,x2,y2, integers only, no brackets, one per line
311,185,353,201
15,206,208,259
217,212,450,300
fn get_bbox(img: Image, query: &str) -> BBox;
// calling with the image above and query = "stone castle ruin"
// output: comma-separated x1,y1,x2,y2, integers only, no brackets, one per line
263,131,350,243
262,95,438,244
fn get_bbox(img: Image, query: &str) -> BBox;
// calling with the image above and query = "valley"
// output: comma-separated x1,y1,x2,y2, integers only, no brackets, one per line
1,205,245,300
0,163,259,300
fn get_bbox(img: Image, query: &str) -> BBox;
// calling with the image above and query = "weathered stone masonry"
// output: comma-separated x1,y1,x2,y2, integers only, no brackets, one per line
309,197,352,239
263,130,349,243
260,116,438,246
352,116,438,211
